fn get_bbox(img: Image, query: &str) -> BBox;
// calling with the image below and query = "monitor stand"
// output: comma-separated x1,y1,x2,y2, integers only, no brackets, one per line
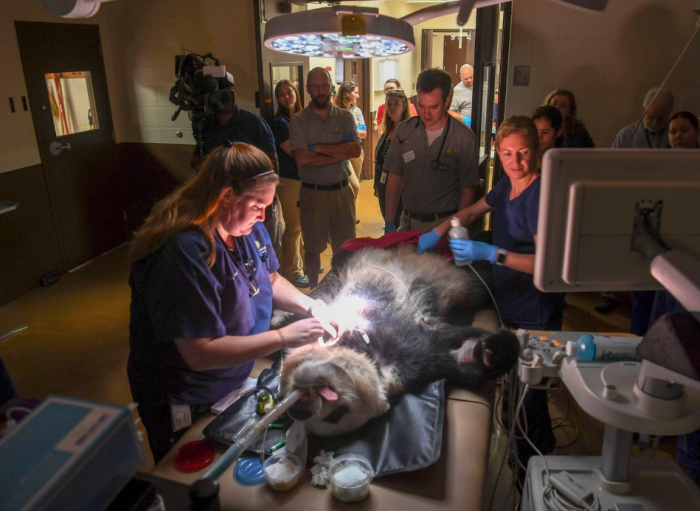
520,354,700,511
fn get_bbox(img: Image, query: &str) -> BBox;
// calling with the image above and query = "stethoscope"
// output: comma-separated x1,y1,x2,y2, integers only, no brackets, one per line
217,231,260,297
395,115,452,171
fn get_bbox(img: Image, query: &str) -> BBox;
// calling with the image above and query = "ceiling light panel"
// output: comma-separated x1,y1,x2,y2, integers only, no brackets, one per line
264,7,415,58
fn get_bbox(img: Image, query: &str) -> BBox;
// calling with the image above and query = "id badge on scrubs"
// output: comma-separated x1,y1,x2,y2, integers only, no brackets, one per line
171,404,192,432
380,170,389,184
402,150,416,163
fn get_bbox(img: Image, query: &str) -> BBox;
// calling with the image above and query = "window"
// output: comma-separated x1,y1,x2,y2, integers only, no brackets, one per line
45,71,99,136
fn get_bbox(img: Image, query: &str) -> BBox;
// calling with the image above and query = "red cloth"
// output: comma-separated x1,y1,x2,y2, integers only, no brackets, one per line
376,103,419,127
340,231,453,259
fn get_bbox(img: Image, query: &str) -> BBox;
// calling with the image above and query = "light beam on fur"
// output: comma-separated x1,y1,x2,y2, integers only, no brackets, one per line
276,247,520,437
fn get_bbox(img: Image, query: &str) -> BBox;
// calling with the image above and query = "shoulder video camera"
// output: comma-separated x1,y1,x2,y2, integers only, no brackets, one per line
169,52,235,155
169,52,235,118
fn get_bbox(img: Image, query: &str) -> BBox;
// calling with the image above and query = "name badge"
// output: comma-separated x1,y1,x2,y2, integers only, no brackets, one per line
402,150,416,163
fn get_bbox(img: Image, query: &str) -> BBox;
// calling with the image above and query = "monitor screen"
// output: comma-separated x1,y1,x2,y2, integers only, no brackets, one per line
535,148,700,293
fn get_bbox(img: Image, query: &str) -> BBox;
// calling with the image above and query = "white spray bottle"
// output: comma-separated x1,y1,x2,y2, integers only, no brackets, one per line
448,217,470,266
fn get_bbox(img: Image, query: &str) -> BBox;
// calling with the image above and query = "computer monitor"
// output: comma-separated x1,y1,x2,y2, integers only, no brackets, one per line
535,148,700,293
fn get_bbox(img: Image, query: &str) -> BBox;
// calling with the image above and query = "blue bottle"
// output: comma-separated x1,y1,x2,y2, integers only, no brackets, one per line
571,334,642,362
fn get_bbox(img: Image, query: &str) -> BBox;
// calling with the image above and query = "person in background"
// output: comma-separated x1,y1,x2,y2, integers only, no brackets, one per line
668,111,700,149
376,79,418,132
290,68,361,289
270,80,308,288
416,116,565,482
127,143,331,463
335,81,365,199
543,89,595,148
613,87,674,150
375,89,414,227
448,64,474,127
609,87,675,332
383,68,479,234
532,105,564,168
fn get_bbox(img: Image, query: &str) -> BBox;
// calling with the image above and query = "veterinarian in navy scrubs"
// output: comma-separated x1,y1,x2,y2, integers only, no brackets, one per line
127,143,328,463
417,116,565,480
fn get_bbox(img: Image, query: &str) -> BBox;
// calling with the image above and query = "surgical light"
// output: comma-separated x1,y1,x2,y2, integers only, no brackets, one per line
42,0,116,18
263,6,415,59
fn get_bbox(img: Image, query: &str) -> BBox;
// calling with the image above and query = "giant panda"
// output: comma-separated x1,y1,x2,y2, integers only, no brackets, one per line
275,246,520,437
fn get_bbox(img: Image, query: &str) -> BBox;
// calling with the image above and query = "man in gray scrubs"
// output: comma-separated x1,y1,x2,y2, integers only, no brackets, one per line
290,68,361,288
383,68,479,234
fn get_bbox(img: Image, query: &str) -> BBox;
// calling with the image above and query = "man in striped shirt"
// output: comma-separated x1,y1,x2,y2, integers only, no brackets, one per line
612,87,674,149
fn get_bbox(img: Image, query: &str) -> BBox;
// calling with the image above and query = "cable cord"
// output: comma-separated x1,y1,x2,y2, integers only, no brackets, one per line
466,262,504,328
516,386,601,511
620,17,700,148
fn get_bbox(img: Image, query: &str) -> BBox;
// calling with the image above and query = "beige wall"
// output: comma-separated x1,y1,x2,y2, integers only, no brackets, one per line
0,0,260,174
105,0,258,146
506,0,700,147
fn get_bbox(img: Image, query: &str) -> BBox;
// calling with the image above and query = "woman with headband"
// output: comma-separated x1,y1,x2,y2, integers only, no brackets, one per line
126,143,332,462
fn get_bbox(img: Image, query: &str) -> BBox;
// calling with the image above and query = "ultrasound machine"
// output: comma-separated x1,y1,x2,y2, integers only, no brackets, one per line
517,148,700,511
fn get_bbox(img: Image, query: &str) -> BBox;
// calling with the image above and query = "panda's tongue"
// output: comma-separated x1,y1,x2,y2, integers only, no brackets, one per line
317,387,338,401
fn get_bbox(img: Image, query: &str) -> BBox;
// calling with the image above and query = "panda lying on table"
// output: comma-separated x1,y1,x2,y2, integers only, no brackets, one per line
273,245,519,437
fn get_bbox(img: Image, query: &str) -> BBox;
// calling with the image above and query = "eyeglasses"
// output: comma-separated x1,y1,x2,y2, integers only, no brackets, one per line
308,83,331,92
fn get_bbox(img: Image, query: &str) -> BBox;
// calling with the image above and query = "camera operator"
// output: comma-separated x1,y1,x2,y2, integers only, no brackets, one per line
190,84,285,257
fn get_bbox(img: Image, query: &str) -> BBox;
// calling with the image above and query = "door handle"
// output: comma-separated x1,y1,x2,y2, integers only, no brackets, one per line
49,141,71,155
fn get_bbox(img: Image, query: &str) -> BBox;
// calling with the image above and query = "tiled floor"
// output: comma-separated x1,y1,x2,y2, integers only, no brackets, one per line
0,181,664,510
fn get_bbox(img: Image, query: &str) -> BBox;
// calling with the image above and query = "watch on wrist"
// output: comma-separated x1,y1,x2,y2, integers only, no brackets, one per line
495,248,507,266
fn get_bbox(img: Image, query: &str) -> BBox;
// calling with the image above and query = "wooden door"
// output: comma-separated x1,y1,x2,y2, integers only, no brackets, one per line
443,36,475,87
15,21,128,271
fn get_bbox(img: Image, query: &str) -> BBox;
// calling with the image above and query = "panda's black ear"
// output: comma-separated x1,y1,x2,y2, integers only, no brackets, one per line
323,404,351,424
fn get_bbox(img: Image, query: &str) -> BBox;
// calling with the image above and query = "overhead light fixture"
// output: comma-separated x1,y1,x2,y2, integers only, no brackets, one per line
42,0,117,18
264,6,415,59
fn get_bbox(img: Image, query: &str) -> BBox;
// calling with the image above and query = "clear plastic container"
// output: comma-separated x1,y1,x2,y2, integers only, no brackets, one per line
448,217,470,266
329,454,374,503
262,452,303,492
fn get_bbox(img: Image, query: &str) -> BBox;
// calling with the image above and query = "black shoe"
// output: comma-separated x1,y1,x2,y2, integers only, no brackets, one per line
595,297,621,315
319,266,325,273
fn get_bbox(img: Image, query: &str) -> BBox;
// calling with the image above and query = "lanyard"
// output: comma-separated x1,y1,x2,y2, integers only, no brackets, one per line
217,231,260,297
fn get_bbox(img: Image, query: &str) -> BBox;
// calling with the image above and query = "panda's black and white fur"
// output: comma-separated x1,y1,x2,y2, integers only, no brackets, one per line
276,246,519,437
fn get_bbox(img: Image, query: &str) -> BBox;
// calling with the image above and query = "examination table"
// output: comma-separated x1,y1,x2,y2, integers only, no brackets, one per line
149,311,499,511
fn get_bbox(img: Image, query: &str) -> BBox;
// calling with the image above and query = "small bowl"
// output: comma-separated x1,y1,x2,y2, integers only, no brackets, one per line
329,454,374,503
262,452,303,492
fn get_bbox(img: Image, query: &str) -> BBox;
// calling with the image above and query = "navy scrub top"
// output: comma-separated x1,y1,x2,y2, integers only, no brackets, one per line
485,176,565,330
128,223,279,405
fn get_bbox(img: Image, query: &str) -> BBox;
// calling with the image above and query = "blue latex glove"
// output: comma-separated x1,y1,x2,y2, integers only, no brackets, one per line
357,123,367,132
417,230,440,254
342,133,353,142
450,239,498,263
308,144,317,152
462,116,472,127
384,221,398,234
